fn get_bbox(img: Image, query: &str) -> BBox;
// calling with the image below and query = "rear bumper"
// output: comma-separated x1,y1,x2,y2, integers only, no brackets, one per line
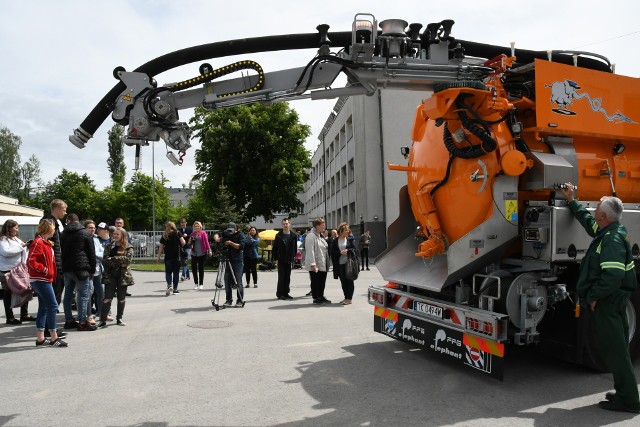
369,285,508,380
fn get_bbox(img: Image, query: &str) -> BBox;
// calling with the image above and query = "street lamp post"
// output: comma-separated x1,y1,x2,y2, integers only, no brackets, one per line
152,141,156,256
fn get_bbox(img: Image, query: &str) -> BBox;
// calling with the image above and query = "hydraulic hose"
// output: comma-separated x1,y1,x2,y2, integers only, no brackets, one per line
77,31,353,138
73,31,611,144
442,115,497,159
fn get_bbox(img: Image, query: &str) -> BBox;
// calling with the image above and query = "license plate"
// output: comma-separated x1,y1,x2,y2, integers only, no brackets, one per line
414,301,443,318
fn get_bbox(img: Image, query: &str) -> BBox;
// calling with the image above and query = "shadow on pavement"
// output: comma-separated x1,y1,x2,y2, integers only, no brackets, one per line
263,341,639,427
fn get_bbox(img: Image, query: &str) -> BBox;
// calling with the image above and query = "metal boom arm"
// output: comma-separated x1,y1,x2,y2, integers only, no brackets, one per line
69,13,612,165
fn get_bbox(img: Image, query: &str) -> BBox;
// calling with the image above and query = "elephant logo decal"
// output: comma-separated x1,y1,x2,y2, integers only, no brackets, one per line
545,79,637,123
547,80,582,115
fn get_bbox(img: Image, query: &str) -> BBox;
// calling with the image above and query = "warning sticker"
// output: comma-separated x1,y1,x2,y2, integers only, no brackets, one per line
504,200,518,221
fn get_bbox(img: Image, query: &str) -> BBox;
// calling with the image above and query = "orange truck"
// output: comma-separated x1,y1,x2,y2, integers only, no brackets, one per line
375,58,640,379
71,14,639,380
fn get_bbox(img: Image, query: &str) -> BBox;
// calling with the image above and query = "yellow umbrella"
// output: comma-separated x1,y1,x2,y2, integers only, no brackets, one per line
258,229,278,241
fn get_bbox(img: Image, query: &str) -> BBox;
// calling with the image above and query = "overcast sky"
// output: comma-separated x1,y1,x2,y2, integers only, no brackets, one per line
2,0,638,190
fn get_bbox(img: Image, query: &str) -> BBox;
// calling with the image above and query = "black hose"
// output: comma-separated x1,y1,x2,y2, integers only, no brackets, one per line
77,32,611,138
430,153,455,196
451,40,612,72
442,115,497,159
78,32,353,136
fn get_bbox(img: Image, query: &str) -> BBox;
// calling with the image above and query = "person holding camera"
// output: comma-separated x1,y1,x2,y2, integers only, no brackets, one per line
221,222,245,307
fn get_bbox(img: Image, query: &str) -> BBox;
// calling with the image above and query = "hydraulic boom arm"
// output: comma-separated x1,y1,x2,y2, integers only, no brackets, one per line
69,13,611,165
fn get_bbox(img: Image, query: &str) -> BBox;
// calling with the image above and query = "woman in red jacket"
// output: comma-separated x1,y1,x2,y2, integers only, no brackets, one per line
28,220,67,347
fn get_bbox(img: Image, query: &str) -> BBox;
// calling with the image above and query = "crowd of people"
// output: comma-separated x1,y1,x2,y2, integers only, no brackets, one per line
0,199,136,347
2,207,373,348
156,217,371,308
272,217,369,305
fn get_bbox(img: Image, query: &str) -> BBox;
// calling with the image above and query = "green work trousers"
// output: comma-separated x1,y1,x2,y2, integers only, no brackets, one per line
593,298,640,408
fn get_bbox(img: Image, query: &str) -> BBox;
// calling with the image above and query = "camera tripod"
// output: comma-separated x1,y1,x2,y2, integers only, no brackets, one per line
211,257,245,310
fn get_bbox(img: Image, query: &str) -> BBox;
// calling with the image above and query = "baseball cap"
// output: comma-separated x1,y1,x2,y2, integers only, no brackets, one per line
226,222,237,232
97,222,108,230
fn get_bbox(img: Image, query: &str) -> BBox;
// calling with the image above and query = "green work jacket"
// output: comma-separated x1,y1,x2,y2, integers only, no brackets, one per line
569,200,637,306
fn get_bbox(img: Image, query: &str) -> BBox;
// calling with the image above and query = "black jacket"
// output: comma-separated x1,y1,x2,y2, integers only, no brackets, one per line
226,231,246,263
41,213,63,278
272,231,297,263
330,235,356,280
178,226,193,247
61,222,96,275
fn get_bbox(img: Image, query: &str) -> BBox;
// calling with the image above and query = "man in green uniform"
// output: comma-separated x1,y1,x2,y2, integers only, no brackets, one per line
562,182,640,413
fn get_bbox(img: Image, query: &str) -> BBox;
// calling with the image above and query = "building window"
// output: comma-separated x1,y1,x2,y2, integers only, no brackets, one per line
346,116,353,141
341,166,347,187
348,159,354,183
340,126,346,150
349,202,356,225
336,171,340,191
331,177,335,195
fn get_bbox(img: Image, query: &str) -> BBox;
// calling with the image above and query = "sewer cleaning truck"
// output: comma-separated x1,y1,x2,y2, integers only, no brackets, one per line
70,13,640,380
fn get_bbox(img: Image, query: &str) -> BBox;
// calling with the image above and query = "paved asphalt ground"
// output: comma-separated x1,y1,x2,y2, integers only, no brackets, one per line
1,267,639,426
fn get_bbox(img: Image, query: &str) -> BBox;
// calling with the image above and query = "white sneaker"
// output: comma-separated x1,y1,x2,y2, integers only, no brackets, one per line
194,285,199,290
166,287,172,296
199,285,203,290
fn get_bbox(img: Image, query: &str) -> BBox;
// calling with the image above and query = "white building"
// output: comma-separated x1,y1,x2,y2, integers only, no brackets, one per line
304,89,427,257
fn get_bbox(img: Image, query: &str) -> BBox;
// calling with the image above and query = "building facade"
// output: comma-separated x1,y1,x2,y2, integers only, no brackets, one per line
167,187,195,207
304,89,426,258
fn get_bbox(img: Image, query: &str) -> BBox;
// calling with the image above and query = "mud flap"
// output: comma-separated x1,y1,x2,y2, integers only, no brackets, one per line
374,309,505,380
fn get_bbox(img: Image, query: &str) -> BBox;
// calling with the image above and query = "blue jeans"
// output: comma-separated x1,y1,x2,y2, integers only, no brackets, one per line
92,274,104,317
224,260,244,302
63,272,92,322
165,259,181,289
182,248,191,279
30,281,58,331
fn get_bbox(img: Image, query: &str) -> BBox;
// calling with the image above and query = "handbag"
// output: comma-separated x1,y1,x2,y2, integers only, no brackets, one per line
5,263,32,296
5,263,34,307
345,249,360,281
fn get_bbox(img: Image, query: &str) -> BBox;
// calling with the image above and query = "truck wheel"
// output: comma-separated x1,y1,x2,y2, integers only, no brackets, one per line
627,289,640,359
582,288,640,370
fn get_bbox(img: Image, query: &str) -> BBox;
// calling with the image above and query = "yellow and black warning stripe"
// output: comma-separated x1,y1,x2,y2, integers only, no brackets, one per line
170,60,264,98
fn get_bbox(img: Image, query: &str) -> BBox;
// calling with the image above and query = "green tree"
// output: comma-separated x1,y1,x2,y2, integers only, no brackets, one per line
107,124,126,191
190,103,311,222
92,187,120,223
187,180,213,225
18,154,44,203
33,169,97,219
168,203,189,225
209,183,242,231
121,172,171,230
0,125,23,196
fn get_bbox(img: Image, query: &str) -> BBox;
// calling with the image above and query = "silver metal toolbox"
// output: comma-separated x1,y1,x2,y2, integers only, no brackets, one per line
522,202,640,262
